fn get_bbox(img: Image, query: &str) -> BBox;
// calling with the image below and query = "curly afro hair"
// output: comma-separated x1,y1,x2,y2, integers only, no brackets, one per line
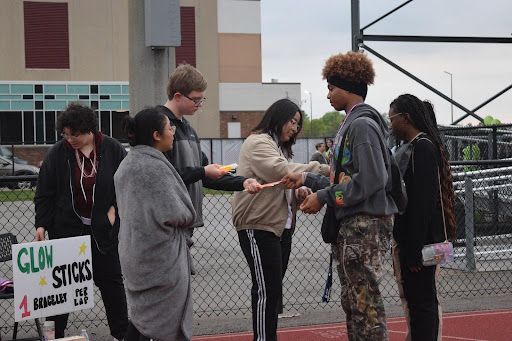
322,51,375,85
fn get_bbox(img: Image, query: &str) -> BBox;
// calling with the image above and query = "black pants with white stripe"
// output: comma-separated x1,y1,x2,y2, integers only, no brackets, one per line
239,229,283,341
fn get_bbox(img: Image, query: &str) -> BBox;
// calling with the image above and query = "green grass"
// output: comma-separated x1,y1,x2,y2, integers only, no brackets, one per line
0,188,230,201
203,188,233,195
0,189,35,202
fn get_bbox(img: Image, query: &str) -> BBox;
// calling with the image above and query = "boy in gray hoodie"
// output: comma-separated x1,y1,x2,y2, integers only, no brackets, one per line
283,51,398,341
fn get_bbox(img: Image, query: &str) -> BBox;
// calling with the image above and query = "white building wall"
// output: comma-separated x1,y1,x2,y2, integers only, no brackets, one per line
217,0,261,34
219,82,301,111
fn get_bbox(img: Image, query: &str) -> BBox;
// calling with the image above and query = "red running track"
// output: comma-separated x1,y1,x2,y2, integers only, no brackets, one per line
193,309,512,341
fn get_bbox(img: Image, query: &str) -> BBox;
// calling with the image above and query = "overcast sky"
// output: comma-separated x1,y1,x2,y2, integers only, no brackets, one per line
260,0,511,125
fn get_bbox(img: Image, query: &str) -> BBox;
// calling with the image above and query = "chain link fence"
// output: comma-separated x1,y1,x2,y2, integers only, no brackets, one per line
1,130,512,338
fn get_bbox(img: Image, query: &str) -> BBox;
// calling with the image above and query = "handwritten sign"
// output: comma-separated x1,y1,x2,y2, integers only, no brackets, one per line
12,236,94,321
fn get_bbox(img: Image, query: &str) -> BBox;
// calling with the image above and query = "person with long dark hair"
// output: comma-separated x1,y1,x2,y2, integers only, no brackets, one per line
232,98,328,340
389,94,456,340
115,107,197,341
34,103,128,340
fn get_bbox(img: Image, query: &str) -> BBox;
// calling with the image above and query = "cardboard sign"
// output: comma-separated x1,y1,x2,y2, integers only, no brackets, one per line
12,236,95,321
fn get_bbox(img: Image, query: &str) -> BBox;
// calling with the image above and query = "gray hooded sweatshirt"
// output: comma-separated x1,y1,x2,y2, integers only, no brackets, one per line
305,103,398,219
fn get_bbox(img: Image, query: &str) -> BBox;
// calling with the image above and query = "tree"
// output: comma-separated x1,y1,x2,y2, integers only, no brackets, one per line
302,110,345,137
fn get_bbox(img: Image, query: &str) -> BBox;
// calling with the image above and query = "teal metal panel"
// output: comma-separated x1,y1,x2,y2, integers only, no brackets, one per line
67,85,89,94
110,95,129,100
76,100,91,107
56,95,79,100
44,85,67,94
11,101,34,110
44,101,67,110
99,85,121,94
11,84,33,94
0,85,10,94
35,95,44,100
122,101,130,110
99,101,122,110
90,95,99,100
0,101,10,110
122,85,129,94
0,95,21,99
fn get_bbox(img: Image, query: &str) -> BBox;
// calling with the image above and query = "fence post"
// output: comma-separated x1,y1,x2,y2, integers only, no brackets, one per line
464,177,476,270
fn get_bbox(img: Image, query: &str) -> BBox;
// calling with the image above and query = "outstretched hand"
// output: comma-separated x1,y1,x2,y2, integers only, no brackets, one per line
299,193,323,214
281,172,303,189
296,187,311,203
243,178,262,194
205,164,228,180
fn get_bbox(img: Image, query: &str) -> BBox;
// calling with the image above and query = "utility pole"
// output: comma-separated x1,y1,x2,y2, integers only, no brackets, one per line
444,71,454,123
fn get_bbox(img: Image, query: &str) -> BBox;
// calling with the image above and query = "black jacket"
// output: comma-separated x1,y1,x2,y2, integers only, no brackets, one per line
393,134,447,267
34,135,126,254
156,105,246,227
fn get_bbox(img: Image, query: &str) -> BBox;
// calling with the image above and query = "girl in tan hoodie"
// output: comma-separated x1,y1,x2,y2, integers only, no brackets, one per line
232,98,328,341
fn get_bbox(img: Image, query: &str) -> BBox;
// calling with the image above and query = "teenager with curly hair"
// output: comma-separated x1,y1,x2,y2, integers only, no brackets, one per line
283,51,398,340
389,94,456,341
34,103,128,340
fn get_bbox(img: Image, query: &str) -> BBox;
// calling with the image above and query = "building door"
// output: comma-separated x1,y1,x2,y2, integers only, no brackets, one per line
227,122,241,138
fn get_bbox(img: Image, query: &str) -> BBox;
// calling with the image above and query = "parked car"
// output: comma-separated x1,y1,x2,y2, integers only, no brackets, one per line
0,155,39,189
0,146,29,164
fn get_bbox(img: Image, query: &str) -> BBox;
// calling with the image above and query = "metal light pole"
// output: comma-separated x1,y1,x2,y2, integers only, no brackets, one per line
305,90,313,136
444,71,453,123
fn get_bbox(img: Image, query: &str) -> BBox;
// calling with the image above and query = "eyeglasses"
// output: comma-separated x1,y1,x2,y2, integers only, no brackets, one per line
290,118,301,132
182,94,206,107
60,132,83,140
168,125,176,133
389,112,406,123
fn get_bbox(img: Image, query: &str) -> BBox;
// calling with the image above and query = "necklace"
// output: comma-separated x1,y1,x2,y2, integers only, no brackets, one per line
75,146,97,178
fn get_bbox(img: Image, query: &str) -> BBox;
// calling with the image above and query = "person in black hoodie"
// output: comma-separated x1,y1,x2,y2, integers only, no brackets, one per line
389,94,456,341
34,103,128,340
156,64,260,236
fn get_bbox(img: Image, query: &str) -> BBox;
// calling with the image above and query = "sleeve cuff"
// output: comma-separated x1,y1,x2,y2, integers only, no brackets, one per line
316,189,328,205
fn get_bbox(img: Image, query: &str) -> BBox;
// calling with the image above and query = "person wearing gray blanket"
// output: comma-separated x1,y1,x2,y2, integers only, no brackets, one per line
114,107,197,341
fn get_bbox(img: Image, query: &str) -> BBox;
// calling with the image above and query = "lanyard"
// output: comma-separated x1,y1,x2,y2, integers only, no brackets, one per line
331,103,363,162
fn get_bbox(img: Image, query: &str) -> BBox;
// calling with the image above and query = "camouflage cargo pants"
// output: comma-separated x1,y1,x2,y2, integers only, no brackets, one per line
333,214,393,341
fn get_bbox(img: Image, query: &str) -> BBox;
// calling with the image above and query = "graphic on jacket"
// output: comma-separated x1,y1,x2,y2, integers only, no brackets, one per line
338,172,351,184
335,191,344,206
341,136,351,165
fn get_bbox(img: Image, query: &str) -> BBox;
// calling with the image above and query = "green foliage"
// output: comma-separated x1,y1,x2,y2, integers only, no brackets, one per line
302,110,345,137
481,115,502,126
303,110,392,137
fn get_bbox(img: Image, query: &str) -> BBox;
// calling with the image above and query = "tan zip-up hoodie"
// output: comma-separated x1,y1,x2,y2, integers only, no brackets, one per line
232,133,329,237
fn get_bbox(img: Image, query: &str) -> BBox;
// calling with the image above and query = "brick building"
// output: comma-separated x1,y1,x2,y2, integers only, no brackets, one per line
0,0,301,164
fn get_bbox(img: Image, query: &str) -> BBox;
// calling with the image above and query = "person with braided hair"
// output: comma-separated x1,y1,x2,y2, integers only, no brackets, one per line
283,51,398,340
389,94,456,341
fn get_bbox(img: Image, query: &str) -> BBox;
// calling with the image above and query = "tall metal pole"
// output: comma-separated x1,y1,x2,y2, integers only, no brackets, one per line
305,90,313,136
444,71,453,123
351,0,361,52
309,92,313,136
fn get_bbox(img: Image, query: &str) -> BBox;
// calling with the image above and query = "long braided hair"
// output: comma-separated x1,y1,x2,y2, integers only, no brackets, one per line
390,94,457,239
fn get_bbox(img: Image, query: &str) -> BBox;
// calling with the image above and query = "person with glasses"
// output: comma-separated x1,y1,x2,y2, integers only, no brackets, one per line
115,108,197,341
34,102,128,340
282,51,398,341
232,98,329,341
156,64,261,241
389,95,456,341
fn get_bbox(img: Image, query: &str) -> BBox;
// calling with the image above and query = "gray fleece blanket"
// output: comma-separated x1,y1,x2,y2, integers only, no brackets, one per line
114,145,196,341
